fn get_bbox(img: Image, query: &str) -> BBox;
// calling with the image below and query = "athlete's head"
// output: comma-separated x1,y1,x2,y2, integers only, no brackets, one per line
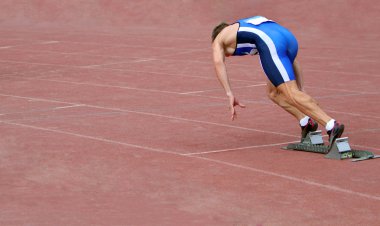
211,22,229,43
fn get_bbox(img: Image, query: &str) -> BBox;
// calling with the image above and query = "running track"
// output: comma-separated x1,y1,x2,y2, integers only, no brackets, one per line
0,1,379,225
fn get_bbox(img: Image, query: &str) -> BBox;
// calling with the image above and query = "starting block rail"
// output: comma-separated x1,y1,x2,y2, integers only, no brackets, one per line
283,130,380,162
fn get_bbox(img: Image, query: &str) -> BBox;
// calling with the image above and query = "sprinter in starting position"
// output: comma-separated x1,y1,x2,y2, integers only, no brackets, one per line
211,16,345,147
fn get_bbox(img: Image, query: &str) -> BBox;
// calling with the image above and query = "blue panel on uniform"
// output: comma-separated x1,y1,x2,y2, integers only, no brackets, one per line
232,16,298,87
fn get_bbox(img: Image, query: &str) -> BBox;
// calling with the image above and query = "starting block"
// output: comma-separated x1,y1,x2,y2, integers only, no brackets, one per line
283,130,380,162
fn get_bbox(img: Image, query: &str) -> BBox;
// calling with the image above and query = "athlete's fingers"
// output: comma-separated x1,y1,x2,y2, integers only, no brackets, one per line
237,102,246,108
228,96,245,120
229,104,236,120
234,98,246,109
229,105,235,115
231,109,237,121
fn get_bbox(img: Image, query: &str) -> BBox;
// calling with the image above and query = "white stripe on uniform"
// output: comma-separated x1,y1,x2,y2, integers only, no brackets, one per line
236,43,256,48
239,27,290,82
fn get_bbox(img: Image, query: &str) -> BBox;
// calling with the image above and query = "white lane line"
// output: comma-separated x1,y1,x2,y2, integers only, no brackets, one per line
193,156,380,201
351,144,380,153
83,58,157,68
54,104,84,110
3,73,378,121
180,84,266,95
0,93,298,138
1,119,379,202
84,49,205,68
306,68,379,78
324,109,380,119
305,85,379,95
35,78,181,95
1,120,180,156
183,140,298,156
0,93,74,104
86,105,299,138
0,46,14,49
0,59,256,83
39,41,60,44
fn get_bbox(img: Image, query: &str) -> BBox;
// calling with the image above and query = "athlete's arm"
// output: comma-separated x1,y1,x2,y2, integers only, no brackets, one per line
212,40,245,120
212,41,232,96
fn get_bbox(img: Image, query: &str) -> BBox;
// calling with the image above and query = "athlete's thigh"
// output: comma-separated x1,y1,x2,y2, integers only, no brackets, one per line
254,22,296,87
257,41,296,87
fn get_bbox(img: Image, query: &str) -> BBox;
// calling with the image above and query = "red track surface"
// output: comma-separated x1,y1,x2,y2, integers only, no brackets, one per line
0,1,379,225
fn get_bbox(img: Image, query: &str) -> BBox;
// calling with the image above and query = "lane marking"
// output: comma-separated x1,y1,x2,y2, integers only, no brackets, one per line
0,106,83,116
0,93,298,138
84,49,205,68
0,46,13,49
2,72,378,121
3,91,380,138
183,141,298,156
193,156,380,201
1,119,379,202
54,104,84,110
0,59,256,83
34,78,181,95
39,41,60,44
324,109,380,120
83,58,157,68
351,144,380,153
1,121,180,156
179,84,266,95
305,85,379,95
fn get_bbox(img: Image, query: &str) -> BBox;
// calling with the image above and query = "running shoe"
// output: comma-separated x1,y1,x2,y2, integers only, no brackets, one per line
301,118,318,142
327,121,345,147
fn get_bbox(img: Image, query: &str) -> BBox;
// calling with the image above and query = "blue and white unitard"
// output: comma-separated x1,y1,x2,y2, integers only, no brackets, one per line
233,16,298,87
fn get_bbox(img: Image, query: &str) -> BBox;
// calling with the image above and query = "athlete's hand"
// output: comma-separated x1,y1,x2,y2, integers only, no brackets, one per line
227,94,246,120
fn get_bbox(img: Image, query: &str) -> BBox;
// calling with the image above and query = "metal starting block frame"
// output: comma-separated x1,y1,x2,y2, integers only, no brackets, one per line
283,130,380,162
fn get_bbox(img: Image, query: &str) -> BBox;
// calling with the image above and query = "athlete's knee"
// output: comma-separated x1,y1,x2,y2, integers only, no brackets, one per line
267,91,277,101
267,81,283,102
266,86,277,101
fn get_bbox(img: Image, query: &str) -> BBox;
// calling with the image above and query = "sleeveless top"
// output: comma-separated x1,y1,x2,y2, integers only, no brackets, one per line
233,16,273,56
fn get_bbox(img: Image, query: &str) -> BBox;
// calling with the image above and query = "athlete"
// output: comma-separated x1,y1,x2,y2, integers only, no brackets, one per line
211,16,344,146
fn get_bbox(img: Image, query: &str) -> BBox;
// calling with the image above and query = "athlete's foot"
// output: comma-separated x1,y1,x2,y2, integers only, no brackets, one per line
301,118,318,142
327,122,345,148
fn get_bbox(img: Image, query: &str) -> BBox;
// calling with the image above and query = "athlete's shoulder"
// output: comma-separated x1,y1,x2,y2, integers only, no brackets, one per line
221,23,239,42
